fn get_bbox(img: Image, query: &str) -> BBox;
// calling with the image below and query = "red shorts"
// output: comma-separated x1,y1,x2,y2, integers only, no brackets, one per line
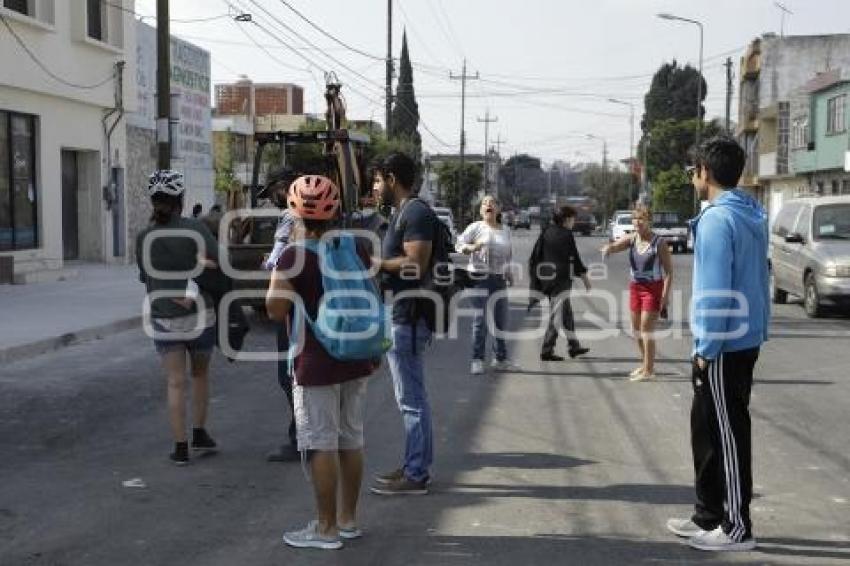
629,280,664,313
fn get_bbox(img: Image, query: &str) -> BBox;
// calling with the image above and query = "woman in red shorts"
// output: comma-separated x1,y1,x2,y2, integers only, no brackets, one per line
602,206,673,381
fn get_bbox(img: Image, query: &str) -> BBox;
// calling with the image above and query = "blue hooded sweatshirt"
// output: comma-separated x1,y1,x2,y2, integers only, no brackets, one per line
690,189,770,360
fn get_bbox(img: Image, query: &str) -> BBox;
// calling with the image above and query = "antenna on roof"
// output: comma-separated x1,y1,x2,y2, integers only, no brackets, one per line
774,2,793,38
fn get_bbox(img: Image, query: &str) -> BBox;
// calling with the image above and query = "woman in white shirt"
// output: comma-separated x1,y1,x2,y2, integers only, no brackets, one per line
457,196,519,375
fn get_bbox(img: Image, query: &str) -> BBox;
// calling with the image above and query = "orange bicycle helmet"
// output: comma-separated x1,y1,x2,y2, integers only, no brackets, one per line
287,175,341,220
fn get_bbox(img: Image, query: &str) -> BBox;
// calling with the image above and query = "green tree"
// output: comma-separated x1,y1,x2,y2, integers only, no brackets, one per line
437,161,482,225
214,131,236,193
501,154,544,206
641,60,707,133
390,31,422,153
582,164,632,223
652,165,693,218
639,118,723,181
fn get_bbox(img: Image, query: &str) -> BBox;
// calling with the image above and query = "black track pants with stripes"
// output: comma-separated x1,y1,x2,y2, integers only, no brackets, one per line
690,347,759,541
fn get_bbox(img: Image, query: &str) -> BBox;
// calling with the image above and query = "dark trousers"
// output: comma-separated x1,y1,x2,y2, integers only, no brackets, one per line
541,283,581,355
690,347,759,541
276,323,297,446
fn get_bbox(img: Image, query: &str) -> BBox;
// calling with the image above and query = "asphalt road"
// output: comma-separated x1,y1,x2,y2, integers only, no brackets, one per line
1,232,848,565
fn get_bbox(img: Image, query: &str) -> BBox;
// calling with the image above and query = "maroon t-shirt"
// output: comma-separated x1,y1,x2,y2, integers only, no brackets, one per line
277,244,377,387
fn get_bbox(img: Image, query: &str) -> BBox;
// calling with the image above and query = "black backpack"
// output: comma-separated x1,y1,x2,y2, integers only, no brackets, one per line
398,199,459,335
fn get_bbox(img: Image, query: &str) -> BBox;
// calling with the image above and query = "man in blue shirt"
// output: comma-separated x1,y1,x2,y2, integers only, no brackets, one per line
667,136,769,552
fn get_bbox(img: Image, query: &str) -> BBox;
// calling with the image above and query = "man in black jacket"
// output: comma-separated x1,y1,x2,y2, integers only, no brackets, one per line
533,206,591,361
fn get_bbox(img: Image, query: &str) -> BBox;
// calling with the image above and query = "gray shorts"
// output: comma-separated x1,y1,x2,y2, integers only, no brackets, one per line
293,377,370,452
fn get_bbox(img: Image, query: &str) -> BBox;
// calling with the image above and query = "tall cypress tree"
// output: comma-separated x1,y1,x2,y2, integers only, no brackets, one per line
390,31,422,151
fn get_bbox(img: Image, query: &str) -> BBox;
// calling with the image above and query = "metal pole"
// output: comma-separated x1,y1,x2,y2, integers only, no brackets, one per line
725,57,733,134
156,0,170,170
385,0,393,136
696,21,703,214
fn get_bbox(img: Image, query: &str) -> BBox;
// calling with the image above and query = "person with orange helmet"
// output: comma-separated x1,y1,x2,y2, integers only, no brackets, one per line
266,175,378,550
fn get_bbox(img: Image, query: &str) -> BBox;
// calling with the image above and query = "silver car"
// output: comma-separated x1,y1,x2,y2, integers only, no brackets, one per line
769,196,850,317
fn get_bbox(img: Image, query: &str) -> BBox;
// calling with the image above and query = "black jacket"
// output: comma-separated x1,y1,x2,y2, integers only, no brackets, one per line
529,224,587,297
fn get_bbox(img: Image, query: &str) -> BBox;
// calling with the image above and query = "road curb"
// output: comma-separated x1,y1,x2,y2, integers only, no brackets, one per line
0,316,142,365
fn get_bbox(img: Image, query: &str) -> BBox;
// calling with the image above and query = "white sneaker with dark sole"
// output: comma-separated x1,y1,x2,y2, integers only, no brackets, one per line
666,518,706,538
688,527,756,552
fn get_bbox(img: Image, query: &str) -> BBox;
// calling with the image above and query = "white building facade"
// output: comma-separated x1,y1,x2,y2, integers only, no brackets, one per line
0,0,137,282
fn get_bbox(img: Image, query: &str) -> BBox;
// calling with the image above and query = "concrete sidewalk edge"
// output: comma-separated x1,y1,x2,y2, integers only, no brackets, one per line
0,317,142,365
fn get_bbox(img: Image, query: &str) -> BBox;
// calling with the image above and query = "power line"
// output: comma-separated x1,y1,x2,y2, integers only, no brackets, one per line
244,0,452,147
104,1,231,23
0,13,115,89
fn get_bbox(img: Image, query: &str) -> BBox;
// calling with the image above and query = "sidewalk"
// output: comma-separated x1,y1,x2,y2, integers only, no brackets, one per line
0,263,143,364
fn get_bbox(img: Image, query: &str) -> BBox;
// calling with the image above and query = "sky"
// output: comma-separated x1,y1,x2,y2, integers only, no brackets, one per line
136,0,850,167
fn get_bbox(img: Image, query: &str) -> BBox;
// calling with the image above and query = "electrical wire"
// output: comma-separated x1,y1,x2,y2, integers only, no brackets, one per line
241,0,453,147
0,13,115,89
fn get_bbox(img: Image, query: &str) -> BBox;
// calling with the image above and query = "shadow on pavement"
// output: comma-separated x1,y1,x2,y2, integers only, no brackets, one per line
438,482,695,505
756,537,850,561
458,451,595,471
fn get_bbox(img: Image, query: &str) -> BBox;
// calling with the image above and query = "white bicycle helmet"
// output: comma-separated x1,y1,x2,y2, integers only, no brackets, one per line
147,170,185,197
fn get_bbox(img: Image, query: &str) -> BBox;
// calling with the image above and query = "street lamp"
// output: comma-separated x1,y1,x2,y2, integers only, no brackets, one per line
657,12,704,213
608,98,636,204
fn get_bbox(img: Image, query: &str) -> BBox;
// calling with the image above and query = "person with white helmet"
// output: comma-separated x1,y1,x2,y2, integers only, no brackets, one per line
135,170,221,466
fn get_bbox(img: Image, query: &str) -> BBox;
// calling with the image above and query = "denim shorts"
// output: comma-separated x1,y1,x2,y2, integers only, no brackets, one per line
151,319,217,356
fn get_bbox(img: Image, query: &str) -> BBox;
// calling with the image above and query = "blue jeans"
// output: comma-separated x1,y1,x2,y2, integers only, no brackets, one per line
386,320,433,483
471,274,508,362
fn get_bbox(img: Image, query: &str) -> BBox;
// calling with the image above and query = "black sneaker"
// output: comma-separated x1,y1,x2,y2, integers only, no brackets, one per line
540,353,565,361
170,442,189,466
568,347,590,358
191,428,218,453
370,477,429,496
266,444,300,462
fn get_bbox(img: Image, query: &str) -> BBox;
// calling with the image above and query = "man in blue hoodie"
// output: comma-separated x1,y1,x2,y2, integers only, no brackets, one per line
666,136,770,552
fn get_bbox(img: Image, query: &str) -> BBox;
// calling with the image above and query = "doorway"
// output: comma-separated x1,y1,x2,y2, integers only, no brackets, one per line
61,150,79,260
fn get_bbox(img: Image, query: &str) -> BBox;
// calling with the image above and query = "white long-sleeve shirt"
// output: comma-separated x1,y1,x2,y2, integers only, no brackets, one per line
263,209,297,270
456,221,513,275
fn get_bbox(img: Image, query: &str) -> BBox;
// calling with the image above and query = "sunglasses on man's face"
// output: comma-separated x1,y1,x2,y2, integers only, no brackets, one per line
686,165,698,177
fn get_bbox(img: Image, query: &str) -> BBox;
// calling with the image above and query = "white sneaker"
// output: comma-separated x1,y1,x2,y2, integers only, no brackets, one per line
282,520,343,550
666,518,706,538
688,527,756,552
491,359,521,372
471,360,484,375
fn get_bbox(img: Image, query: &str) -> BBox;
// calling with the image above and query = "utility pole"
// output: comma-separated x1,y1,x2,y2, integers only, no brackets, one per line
450,59,479,222
725,57,734,135
156,0,171,170
493,134,505,201
477,110,498,195
385,0,393,136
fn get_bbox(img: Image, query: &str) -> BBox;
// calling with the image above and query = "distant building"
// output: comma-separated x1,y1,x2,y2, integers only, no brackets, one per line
737,33,850,220
212,78,307,187
792,73,850,197
0,0,137,282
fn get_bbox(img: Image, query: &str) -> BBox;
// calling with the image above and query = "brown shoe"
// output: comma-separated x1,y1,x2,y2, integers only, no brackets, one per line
373,468,405,485
370,477,429,496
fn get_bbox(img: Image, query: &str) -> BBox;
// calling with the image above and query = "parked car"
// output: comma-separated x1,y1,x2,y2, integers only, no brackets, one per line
513,211,531,229
610,212,634,241
573,212,597,236
769,196,850,317
433,206,457,243
653,211,690,253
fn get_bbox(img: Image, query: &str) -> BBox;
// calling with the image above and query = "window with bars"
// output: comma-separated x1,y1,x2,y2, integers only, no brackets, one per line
791,117,809,149
778,102,790,174
827,95,847,135
0,111,39,251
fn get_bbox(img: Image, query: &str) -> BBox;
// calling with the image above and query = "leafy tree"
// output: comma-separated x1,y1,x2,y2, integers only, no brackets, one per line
500,154,545,206
638,118,722,182
436,161,482,225
390,31,422,154
652,165,693,218
581,164,632,223
641,60,707,133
